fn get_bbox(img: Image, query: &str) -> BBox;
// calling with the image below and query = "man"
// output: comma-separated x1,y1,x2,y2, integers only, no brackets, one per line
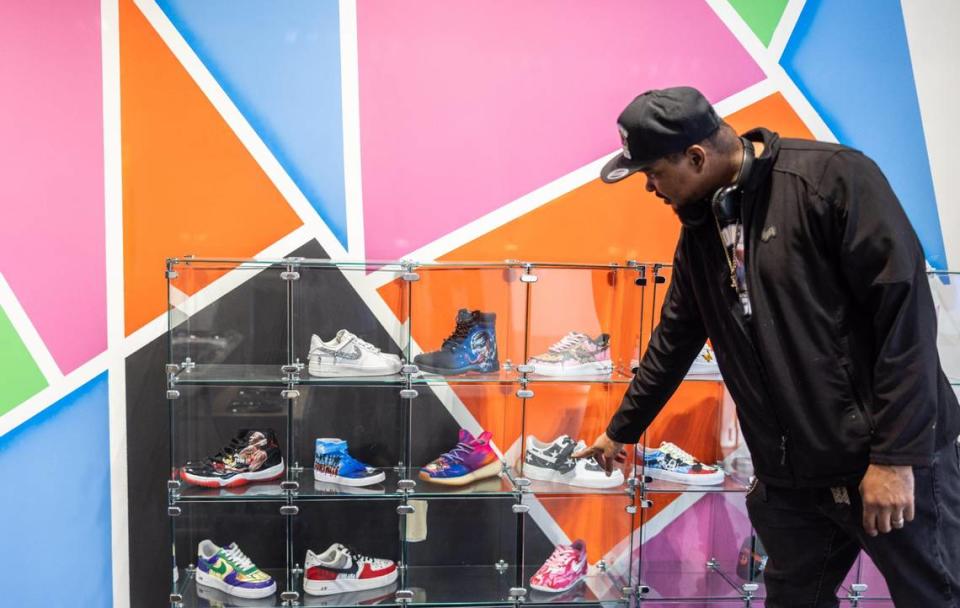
574,86,960,607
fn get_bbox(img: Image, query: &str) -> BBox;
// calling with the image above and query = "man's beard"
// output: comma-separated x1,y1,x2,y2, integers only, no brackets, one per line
675,199,710,228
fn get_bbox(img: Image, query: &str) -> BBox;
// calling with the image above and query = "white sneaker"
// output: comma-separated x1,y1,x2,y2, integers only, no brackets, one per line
303,543,398,596
639,441,725,485
686,343,721,379
527,332,612,376
522,435,624,488
307,330,402,377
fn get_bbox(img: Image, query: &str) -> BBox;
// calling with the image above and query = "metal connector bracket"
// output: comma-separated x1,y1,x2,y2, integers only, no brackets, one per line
167,506,181,517
165,270,179,280
165,363,179,374
511,504,530,514
399,388,418,399
166,390,180,400
514,477,531,488
401,364,419,375
509,587,527,598
395,589,415,602
397,504,416,515
280,591,299,602
280,271,300,281
401,272,420,282
516,389,534,399
280,390,300,400
280,481,299,491
279,505,299,516
397,479,416,491
516,364,535,374
640,498,653,508
626,505,638,514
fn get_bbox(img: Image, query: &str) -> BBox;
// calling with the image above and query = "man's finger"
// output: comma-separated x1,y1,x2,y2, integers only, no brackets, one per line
904,498,915,522
863,507,879,537
891,510,906,530
571,447,594,460
876,507,893,534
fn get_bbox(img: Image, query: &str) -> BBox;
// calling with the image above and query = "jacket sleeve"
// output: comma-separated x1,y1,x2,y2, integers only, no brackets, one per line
821,150,940,466
607,236,708,444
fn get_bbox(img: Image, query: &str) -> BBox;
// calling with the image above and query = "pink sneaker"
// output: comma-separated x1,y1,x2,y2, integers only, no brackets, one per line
529,540,588,592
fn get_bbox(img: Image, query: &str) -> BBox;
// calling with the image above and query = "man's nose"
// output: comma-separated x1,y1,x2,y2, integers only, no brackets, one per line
645,178,656,193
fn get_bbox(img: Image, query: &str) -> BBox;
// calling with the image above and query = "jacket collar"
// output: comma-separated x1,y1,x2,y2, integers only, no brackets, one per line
741,127,779,194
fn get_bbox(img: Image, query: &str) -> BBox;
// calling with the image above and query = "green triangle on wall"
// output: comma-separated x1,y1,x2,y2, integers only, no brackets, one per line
727,0,789,46
0,306,48,417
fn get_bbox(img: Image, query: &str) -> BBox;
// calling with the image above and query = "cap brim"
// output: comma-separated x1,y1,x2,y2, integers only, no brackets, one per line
600,154,645,184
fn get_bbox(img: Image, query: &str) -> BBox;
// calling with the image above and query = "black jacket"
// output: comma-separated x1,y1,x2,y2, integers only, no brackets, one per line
608,128,960,488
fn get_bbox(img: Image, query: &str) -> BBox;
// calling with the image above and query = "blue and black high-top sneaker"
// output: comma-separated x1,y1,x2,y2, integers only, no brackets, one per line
314,438,385,487
415,309,499,375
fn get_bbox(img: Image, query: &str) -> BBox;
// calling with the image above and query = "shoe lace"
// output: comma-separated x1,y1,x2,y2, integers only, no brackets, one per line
209,435,248,463
440,439,474,464
542,546,578,575
350,335,381,353
548,332,585,353
342,545,372,564
660,442,696,464
441,319,473,350
223,544,255,572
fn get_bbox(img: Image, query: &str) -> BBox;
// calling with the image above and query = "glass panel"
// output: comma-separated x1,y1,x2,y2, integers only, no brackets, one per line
638,492,748,601
404,497,518,604
169,260,290,384
521,493,633,602
409,265,525,383
292,499,401,605
293,263,410,385
292,386,405,498
172,386,289,502
406,383,520,497
525,265,634,383
857,552,892,600
515,383,632,496
172,501,289,607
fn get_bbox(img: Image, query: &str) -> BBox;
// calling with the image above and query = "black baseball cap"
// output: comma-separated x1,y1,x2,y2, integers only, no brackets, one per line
600,86,722,184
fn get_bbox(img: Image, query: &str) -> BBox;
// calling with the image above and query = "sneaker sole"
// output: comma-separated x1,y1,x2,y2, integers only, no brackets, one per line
522,463,624,489
180,461,285,488
307,361,401,377
529,573,586,593
528,361,613,377
303,568,398,596
196,568,277,599
418,460,502,486
414,362,499,375
645,467,724,485
313,468,386,487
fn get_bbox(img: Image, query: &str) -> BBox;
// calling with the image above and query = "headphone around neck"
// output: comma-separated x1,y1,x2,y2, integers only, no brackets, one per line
710,137,755,226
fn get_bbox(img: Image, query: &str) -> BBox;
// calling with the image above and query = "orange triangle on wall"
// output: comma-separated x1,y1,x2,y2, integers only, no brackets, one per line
120,0,302,335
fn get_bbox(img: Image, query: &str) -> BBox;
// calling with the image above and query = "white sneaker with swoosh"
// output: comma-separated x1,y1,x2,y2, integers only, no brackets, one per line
307,330,402,377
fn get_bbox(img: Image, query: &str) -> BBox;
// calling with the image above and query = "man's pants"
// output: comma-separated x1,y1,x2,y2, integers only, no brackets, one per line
746,441,960,607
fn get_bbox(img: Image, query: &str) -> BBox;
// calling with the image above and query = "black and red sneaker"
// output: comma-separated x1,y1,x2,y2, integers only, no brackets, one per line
303,543,398,596
180,429,284,488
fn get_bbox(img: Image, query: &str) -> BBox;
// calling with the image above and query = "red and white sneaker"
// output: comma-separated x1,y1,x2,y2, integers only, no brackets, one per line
529,540,588,592
303,543,398,596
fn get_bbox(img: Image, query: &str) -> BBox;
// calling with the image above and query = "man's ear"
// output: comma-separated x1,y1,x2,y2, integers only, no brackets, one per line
686,145,706,171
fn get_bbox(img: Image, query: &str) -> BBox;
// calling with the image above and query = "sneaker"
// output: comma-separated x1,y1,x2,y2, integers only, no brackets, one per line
308,330,402,377
196,540,276,599
640,441,724,485
304,543,398,596
419,429,502,485
413,309,498,375
528,332,612,376
686,343,721,378
529,540,588,593
304,581,398,606
181,430,284,488
522,435,624,488
314,438,386,487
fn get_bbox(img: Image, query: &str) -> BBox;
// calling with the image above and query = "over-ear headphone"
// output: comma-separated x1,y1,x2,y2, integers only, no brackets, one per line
711,137,755,227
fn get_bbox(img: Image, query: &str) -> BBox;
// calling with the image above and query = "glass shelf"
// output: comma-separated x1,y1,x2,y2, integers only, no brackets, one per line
401,468,520,498
171,364,290,386
403,565,518,604
174,481,287,503
640,473,752,495
290,467,401,500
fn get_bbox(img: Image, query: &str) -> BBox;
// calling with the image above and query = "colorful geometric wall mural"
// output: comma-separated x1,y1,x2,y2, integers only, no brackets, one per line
0,0,957,606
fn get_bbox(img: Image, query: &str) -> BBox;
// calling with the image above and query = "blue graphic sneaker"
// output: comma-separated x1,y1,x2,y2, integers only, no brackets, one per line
639,441,724,485
414,309,499,375
314,438,386,487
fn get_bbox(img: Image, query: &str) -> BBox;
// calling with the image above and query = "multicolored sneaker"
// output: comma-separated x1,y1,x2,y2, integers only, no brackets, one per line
303,543,398,596
528,332,612,376
419,429,502,486
314,438,385,487
413,309,499,375
686,343,721,378
639,441,724,485
529,540,588,593
522,435,624,488
308,330,402,377
196,540,276,599
181,430,284,488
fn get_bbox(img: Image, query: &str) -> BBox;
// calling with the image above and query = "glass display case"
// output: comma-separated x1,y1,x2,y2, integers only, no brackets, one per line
165,257,900,607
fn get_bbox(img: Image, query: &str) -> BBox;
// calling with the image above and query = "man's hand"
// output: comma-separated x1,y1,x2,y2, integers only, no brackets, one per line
859,464,915,537
572,432,626,476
